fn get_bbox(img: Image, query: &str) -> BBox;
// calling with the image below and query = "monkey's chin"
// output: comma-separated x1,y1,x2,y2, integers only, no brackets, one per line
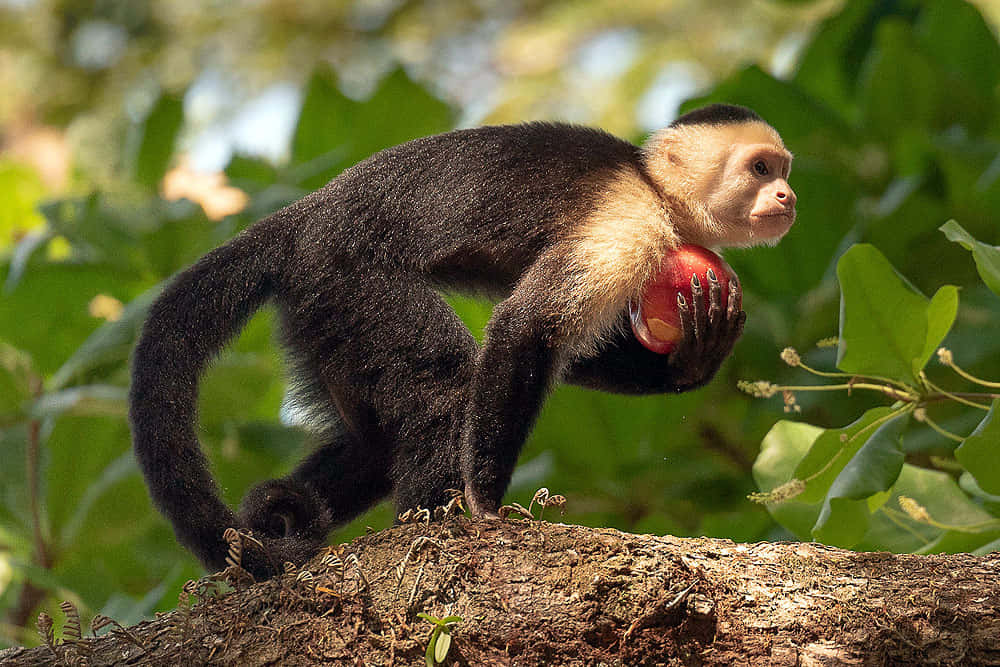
750,211,795,246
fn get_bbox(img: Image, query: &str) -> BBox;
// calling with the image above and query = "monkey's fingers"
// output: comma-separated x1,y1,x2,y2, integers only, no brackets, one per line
669,292,696,371
701,279,744,362
689,273,705,344
726,279,742,320
706,268,722,325
725,279,745,341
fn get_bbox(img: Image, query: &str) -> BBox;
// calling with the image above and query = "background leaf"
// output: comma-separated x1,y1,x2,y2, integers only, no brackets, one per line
955,400,1000,495
811,413,908,546
132,94,184,189
836,244,956,384
941,220,1000,297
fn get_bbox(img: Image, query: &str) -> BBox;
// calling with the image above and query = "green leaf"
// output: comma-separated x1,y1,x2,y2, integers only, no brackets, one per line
751,420,824,540
811,413,908,547
858,15,992,141
868,465,997,552
4,228,54,292
424,626,439,667
955,400,1000,495
812,496,870,547
0,262,131,374
0,343,33,421
290,66,454,190
59,453,138,547
0,159,46,244
50,288,157,390
44,414,133,542
31,385,128,419
920,529,1000,556
133,94,184,189
940,220,1000,297
434,631,452,663
836,244,956,385
918,284,959,380
792,0,917,119
291,64,358,169
794,407,897,503
826,412,907,499
916,0,1000,99
224,154,280,194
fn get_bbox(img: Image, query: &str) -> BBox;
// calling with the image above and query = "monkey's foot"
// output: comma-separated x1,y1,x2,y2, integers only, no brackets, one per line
235,478,334,579
464,486,502,520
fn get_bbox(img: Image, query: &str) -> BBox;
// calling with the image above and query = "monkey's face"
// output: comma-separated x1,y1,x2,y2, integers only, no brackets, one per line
648,120,796,249
702,134,796,248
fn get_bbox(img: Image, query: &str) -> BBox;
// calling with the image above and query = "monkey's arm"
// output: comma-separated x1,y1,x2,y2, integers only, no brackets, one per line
565,274,745,394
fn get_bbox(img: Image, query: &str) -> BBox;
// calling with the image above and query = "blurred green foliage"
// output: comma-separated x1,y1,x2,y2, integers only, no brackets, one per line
0,0,999,650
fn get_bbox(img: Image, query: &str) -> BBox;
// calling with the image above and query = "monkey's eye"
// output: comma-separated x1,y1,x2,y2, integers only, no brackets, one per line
753,160,768,176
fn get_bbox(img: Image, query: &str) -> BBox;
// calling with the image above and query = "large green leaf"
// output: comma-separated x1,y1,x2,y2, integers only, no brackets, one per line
290,64,358,170
0,262,128,374
916,0,1000,100
49,288,157,390
857,465,979,552
941,220,1000,298
836,244,957,385
794,406,897,504
811,412,908,546
132,93,184,189
751,420,824,539
955,400,1000,495
290,66,454,190
792,0,920,119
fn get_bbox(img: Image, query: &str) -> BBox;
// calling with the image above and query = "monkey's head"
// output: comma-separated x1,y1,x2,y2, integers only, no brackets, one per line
644,104,796,249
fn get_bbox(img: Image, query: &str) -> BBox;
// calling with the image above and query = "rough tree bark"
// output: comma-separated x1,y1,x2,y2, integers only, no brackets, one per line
3,519,999,666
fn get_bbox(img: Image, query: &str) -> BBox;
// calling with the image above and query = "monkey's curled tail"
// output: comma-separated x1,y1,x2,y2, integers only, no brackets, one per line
129,215,291,572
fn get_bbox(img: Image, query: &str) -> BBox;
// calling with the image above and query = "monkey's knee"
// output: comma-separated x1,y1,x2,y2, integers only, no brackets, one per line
236,478,333,575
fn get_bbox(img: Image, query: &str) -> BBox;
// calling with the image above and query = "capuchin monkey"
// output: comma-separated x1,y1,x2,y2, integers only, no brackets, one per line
129,104,796,578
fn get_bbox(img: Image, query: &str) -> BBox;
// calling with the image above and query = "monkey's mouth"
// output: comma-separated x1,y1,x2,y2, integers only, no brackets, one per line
752,210,795,221
753,210,796,231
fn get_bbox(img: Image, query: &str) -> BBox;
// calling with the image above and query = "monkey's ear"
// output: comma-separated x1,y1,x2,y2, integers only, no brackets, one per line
667,150,683,167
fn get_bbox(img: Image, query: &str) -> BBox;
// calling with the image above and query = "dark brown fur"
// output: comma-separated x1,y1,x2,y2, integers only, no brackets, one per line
130,105,793,578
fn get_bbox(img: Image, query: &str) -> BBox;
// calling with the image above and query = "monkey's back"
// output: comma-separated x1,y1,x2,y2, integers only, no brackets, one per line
290,123,646,291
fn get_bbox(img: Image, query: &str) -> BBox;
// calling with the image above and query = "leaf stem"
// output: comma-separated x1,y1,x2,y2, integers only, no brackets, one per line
802,405,913,485
920,373,991,411
780,382,918,402
794,357,915,394
918,411,965,443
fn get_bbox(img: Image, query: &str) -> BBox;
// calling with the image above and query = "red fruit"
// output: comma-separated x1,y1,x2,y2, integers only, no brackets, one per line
630,244,737,354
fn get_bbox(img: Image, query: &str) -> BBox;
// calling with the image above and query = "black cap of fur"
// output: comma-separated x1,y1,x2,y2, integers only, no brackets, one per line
670,104,763,128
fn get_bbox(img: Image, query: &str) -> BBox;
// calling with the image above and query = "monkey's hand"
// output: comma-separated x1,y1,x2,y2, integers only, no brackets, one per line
667,271,746,389
235,479,334,579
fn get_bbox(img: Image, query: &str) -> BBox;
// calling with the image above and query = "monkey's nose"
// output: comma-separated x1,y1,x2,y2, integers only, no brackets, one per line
777,188,796,207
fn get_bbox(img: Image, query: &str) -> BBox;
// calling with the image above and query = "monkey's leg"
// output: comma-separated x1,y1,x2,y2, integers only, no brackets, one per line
285,268,477,518
458,256,567,516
